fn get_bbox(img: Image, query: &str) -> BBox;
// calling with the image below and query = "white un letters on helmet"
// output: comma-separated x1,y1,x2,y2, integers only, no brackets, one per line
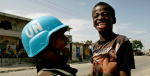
25,22,43,38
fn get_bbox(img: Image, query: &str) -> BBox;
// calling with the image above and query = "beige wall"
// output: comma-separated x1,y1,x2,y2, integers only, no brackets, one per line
0,15,29,39
0,36,19,46
72,43,84,61
72,43,77,61
0,15,29,31
65,35,72,52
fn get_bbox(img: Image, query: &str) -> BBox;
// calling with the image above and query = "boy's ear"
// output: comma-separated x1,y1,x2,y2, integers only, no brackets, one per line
93,22,96,27
113,17,116,24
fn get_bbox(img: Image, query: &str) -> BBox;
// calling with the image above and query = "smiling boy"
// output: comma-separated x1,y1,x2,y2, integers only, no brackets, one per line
91,2,135,76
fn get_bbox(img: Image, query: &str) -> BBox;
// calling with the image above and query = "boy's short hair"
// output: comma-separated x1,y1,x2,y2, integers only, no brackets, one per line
92,2,115,17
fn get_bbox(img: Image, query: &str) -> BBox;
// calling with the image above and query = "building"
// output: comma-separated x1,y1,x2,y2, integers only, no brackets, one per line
65,34,72,52
0,12,32,56
71,42,92,61
0,12,73,57
71,42,84,61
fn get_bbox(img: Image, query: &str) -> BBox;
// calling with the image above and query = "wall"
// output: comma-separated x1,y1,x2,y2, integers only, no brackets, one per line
83,44,92,59
65,35,72,52
0,58,34,66
0,15,30,56
71,43,83,61
0,15,29,38
0,36,19,45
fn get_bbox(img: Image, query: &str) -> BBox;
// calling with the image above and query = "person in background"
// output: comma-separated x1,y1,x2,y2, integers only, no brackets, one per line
16,45,20,55
0,49,3,58
79,54,82,62
8,46,12,55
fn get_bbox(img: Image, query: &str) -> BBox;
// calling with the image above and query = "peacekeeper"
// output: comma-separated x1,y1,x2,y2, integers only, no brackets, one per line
21,16,78,76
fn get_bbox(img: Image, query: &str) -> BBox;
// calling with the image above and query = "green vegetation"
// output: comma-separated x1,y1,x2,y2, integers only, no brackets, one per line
132,40,143,51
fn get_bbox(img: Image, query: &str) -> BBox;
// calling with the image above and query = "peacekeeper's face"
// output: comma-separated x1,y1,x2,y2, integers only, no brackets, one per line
50,28,70,54
38,27,70,64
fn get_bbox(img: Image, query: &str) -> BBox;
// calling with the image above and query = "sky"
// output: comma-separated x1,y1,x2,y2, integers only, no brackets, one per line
0,0,150,52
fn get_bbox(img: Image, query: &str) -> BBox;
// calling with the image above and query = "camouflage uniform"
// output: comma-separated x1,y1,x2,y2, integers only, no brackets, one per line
37,68,75,76
36,59,77,76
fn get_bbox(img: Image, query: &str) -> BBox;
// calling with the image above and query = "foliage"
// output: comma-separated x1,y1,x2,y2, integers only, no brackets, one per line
86,40,89,42
89,40,92,43
76,42,79,44
86,40,92,43
132,40,143,51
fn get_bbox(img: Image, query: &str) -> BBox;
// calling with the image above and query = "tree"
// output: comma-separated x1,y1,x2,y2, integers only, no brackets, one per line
132,40,143,51
86,40,90,42
85,40,92,44
89,40,92,43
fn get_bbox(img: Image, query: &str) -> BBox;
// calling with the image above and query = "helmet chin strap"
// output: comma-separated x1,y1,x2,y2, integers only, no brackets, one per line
49,46,71,58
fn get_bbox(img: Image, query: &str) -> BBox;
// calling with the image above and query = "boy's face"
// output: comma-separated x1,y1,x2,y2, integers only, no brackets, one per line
92,5,115,32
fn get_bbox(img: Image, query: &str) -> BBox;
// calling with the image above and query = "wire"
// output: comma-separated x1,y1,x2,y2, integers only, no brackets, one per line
43,0,91,19
28,0,91,20
130,32,150,37
114,27,150,38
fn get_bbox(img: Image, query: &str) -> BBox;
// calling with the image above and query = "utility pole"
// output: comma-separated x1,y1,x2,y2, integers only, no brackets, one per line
144,41,146,53
118,28,120,34
69,23,71,35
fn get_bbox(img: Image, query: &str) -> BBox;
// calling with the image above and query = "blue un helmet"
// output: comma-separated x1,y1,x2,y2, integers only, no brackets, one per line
21,16,68,57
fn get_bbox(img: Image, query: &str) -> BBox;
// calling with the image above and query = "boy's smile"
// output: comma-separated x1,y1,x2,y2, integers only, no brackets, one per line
98,23,107,29
92,5,115,32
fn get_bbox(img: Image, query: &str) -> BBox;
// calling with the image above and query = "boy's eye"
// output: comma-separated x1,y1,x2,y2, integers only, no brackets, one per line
101,13,109,17
93,14,98,18
93,13,108,19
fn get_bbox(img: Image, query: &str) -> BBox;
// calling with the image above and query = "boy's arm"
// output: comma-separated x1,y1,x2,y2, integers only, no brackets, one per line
120,69,131,76
117,39,135,76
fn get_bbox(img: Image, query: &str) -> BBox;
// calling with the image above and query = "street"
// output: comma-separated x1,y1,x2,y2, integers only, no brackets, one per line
70,63,92,76
131,56,150,76
0,56,150,76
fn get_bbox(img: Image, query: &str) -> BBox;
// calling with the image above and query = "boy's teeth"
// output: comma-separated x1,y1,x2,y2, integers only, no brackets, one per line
99,24,106,26
99,24,104,25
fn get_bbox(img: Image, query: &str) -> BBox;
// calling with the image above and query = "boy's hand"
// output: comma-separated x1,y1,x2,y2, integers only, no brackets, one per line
103,53,118,74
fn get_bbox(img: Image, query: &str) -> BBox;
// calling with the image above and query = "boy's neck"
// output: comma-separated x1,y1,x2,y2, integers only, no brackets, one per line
99,31,116,41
